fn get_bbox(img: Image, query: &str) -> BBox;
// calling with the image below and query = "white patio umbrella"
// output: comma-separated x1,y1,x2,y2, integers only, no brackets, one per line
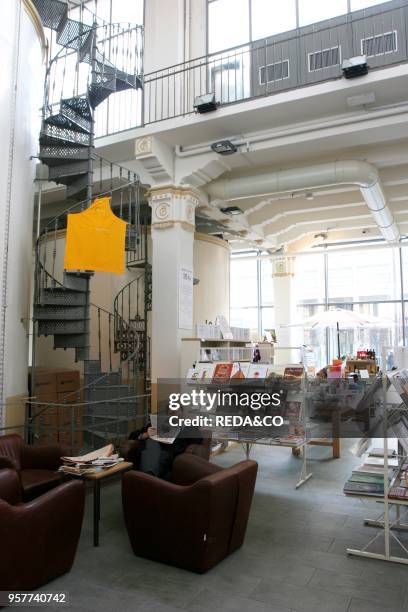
282,308,392,359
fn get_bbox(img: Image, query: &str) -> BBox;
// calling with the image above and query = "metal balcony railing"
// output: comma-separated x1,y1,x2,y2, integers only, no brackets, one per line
97,0,408,135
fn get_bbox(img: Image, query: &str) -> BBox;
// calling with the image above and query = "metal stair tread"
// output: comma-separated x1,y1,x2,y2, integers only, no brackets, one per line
32,0,68,30
44,112,91,135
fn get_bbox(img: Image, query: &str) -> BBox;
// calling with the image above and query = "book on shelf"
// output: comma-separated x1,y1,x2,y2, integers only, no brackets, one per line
247,363,269,379
212,362,233,384
389,486,408,500
194,362,216,382
352,464,395,476
368,447,397,458
283,366,304,380
231,362,251,379
343,481,384,495
365,456,399,468
348,473,386,484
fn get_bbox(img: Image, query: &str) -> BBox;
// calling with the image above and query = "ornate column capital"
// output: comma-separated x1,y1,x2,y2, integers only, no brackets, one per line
148,185,199,232
272,256,296,278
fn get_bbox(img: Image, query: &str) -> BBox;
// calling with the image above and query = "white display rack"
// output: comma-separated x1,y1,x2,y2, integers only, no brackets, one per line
345,348,408,565
211,374,313,489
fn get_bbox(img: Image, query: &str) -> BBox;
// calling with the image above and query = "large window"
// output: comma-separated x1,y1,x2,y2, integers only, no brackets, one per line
231,243,408,367
298,0,348,27
230,252,274,338
208,0,393,51
294,245,407,365
251,0,297,40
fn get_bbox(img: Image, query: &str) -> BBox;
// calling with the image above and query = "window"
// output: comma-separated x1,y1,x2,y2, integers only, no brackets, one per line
298,0,348,26
361,31,397,57
208,0,250,53
259,60,289,84
251,0,297,40
351,0,393,10
308,46,341,71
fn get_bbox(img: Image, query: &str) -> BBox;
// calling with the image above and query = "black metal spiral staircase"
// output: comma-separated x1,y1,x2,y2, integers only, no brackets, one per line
30,0,149,450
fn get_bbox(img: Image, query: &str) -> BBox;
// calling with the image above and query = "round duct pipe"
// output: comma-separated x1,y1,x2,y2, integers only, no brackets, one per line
206,160,400,243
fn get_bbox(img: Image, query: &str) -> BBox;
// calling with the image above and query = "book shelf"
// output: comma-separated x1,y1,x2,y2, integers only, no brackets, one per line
180,338,274,378
344,364,408,565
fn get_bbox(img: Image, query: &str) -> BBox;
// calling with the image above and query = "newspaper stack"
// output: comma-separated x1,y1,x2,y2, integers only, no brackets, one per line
59,444,124,476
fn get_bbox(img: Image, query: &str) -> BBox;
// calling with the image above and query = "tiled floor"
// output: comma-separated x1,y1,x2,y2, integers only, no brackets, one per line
39,441,408,612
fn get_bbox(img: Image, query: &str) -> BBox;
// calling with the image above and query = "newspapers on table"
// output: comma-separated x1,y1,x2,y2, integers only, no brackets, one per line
59,443,124,476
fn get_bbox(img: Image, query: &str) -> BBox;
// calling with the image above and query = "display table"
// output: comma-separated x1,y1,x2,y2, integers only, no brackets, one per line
213,431,312,489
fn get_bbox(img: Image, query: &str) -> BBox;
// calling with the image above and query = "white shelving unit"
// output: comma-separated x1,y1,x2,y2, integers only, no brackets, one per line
180,338,274,378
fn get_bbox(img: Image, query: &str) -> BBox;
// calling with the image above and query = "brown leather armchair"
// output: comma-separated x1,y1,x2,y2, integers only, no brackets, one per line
122,454,258,573
0,468,85,590
0,434,67,501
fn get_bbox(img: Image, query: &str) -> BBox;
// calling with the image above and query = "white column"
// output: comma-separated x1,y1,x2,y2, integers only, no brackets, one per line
273,257,299,365
149,186,198,398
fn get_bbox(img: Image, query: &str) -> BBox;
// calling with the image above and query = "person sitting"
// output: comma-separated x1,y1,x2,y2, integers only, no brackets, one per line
127,421,204,480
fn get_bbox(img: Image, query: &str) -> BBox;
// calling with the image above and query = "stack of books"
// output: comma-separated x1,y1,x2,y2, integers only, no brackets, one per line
343,448,397,497
59,444,124,476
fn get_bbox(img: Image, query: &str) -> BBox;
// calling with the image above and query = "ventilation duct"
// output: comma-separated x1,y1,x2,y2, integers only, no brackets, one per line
206,160,400,243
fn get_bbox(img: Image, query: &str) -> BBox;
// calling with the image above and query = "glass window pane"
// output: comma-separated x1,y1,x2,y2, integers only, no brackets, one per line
327,248,400,302
252,0,296,40
230,307,258,337
261,307,275,334
230,257,258,308
351,0,392,11
298,0,348,26
260,260,274,306
295,254,325,304
296,305,327,369
208,0,250,53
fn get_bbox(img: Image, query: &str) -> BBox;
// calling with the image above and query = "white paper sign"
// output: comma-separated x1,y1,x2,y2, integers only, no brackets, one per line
178,266,193,329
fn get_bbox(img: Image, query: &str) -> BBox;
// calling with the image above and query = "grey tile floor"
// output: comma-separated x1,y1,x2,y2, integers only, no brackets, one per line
39,441,408,612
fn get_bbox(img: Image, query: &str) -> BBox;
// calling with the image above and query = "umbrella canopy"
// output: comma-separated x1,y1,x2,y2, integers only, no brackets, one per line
285,308,392,329
282,308,392,359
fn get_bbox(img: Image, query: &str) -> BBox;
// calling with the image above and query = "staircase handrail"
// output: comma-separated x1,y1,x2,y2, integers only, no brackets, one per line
36,166,139,242
42,20,143,115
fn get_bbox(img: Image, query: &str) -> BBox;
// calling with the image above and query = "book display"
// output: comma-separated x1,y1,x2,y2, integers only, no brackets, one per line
208,366,313,489
344,355,408,565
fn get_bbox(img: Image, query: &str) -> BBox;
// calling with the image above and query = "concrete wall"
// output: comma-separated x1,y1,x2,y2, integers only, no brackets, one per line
0,1,44,426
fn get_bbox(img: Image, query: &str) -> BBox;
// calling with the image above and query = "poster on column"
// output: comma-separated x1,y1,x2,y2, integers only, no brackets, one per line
178,266,193,330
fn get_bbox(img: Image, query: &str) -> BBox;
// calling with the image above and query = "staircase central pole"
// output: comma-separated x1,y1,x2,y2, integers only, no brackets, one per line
83,22,98,370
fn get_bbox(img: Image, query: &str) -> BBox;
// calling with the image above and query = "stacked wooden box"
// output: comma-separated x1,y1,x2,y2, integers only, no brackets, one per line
30,368,82,449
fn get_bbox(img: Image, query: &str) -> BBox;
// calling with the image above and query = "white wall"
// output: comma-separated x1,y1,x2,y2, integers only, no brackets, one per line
0,1,44,423
193,233,230,324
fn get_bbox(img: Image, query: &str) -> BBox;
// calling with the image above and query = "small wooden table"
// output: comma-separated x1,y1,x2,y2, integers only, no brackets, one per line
79,462,133,546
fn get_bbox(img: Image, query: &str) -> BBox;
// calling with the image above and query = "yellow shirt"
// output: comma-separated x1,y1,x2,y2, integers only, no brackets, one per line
64,197,127,274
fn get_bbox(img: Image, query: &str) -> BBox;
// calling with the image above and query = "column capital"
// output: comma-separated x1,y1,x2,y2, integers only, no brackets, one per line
148,184,200,232
272,256,296,278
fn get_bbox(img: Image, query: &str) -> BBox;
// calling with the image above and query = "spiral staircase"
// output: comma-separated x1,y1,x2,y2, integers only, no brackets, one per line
29,0,150,450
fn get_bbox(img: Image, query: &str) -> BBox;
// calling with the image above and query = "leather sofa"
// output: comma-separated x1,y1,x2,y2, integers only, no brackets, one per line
122,453,258,573
0,467,84,590
0,434,67,501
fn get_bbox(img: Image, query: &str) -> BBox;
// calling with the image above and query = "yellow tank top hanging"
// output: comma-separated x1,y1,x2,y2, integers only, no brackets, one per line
64,197,127,274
